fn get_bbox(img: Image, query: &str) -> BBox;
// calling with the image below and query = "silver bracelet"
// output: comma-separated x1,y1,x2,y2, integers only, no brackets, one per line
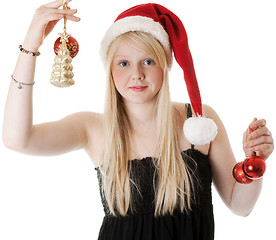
11,75,35,89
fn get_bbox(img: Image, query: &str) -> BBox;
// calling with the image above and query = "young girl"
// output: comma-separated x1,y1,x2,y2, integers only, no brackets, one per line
3,1,274,239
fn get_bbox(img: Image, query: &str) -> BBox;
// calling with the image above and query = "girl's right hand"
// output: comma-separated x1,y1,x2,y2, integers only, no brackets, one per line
23,0,80,52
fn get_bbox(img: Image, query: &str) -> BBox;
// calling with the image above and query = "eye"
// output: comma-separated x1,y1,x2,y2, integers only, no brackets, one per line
143,59,155,66
119,61,129,67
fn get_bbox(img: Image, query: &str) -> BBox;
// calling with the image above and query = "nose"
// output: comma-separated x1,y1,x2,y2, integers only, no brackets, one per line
131,65,144,81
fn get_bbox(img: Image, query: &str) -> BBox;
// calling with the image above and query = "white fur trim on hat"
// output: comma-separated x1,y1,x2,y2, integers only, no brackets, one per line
100,16,172,65
184,116,218,146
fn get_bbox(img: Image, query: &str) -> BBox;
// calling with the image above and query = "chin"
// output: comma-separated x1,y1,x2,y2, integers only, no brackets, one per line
123,96,156,105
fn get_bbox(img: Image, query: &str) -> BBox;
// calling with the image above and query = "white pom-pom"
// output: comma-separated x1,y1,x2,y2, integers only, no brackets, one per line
184,116,218,146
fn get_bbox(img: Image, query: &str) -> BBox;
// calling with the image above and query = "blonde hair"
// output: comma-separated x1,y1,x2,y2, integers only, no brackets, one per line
100,31,194,216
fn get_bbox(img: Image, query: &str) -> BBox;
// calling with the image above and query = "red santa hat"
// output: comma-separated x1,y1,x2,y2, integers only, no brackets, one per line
100,3,217,145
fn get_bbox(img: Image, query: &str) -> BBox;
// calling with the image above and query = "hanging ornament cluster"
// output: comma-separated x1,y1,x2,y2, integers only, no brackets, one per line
50,0,79,87
233,152,266,184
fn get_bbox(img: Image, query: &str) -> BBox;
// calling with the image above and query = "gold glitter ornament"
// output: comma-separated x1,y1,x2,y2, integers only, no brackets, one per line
50,0,78,87
50,32,75,87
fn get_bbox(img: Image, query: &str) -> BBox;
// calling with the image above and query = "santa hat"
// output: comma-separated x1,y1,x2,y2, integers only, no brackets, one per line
100,3,217,145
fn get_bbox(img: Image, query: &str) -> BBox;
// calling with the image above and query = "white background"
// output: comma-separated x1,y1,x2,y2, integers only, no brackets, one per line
0,0,275,239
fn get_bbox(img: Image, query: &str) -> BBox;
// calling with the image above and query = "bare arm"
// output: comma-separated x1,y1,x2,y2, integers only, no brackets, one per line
2,0,84,156
204,105,273,216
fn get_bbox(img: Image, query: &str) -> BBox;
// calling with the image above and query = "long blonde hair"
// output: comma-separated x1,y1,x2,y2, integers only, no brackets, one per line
100,31,194,216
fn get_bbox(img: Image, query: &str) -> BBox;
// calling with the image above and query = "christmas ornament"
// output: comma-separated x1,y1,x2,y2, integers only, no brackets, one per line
233,152,266,184
50,0,79,87
233,162,253,184
233,124,267,183
54,35,79,59
243,152,266,179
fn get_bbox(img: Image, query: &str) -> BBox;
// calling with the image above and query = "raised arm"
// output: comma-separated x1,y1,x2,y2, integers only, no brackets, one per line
205,105,274,216
2,0,85,156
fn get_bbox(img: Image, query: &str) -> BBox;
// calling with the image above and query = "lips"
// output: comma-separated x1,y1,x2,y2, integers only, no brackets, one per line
129,85,148,92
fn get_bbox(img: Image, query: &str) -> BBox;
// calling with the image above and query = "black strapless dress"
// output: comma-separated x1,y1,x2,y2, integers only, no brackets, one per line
95,104,214,239
95,148,214,240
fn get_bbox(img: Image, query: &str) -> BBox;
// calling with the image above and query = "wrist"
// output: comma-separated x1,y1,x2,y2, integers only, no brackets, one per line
21,42,40,54
22,35,41,53
19,45,40,57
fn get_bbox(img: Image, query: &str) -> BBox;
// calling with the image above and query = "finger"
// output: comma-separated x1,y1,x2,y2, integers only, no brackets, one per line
37,8,78,24
55,8,78,17
248,118,258,133
249,144,272,152
248,126,271,140
249,118,266,132
50,8,77,14
57,9,80,22
64,14,81,22
42,0,72,9
248,143,274,159
247,135,274,148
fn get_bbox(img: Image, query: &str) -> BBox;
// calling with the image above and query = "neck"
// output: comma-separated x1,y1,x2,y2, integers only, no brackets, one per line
124,101,157,130
125,100,158,159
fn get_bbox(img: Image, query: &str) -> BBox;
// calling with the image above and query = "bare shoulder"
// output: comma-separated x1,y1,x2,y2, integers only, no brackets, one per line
172,102,186,110
173,102,218,118
202,104,235,164
84,112,104,137
63,111,103,133
202,104,218,118
73,111,103,127
67,111,103,120
172,101,187,122
173,103,220,155
74,112,104,165
172,102,221,126
202,104,226,134
72,111,104,139
62,111,103,140
173,101,186,111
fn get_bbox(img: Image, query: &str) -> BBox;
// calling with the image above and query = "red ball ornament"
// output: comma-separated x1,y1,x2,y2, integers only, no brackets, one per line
233,162,253,184
243,153,266,180
54,36,79,58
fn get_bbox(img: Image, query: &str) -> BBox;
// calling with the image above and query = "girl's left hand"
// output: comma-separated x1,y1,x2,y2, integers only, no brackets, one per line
243,118,274,160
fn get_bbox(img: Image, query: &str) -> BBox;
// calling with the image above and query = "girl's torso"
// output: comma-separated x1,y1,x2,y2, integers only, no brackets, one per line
85,102,210,167
91,103,214,239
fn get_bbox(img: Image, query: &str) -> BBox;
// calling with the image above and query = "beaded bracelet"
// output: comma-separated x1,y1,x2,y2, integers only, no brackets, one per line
11,75,35,89
19,45,40,57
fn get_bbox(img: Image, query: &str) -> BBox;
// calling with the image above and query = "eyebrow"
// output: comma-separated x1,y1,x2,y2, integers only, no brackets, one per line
113,55,129,59
114,54,154,60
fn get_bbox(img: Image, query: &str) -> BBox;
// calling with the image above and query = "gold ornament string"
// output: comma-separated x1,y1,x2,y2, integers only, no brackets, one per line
63,0,68,33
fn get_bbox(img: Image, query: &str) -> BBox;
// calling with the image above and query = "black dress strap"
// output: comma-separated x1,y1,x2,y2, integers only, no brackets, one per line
185,103,195,150
185,103,193,118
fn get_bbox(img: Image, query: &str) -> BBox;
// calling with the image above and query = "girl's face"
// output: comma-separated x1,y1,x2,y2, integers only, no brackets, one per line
111,41,163,106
